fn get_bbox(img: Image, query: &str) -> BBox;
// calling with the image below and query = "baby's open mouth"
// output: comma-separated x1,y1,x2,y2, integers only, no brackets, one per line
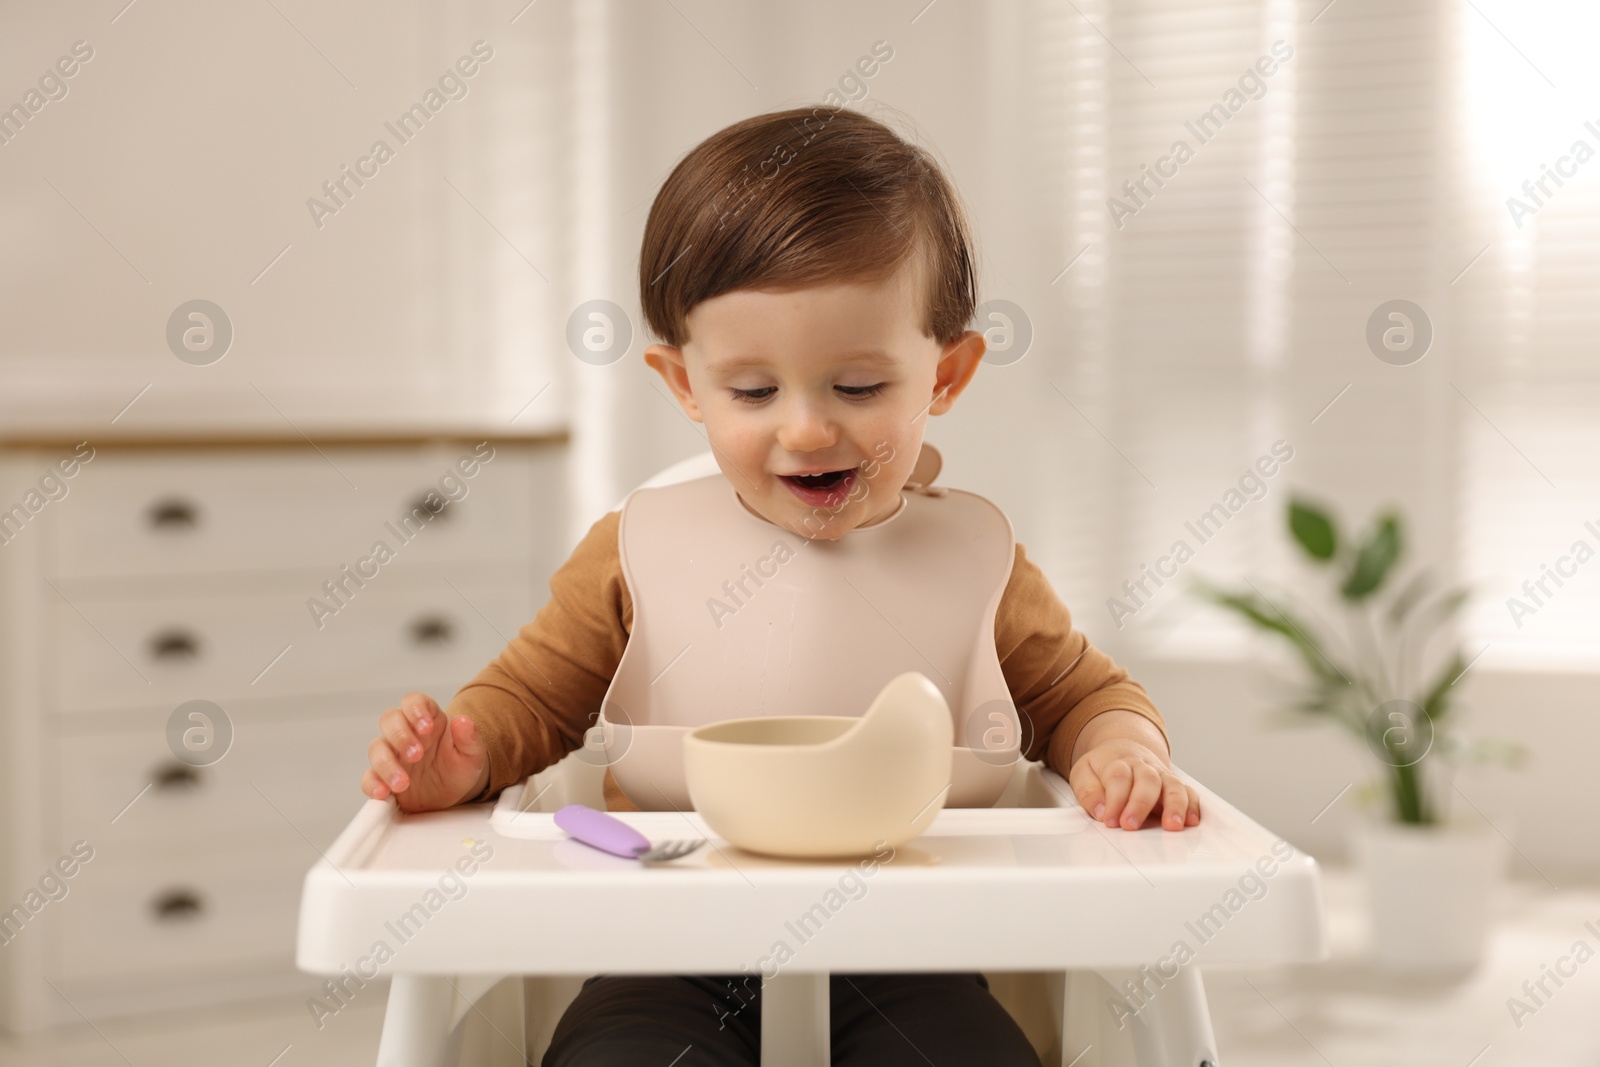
784,470,850,489
779,467,858,507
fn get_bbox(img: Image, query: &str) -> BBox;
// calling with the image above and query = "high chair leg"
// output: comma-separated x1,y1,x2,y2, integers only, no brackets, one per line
459,975,531,1067
377,974,461,1067
760,971,830,1066
1092,965,1218,1067
376,973,524,1067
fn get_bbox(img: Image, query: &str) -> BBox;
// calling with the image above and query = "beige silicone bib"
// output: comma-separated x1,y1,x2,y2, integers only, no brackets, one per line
597,443,1021,811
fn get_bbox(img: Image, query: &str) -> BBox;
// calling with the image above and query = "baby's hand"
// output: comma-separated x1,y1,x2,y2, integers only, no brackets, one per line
1069,738,1200,832
361,691,488,813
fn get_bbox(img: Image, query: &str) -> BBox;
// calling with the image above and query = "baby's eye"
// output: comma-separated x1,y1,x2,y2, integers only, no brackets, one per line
727,383,888,404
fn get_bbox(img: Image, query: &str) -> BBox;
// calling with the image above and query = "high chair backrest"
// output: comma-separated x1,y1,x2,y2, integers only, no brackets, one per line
608,449,722,511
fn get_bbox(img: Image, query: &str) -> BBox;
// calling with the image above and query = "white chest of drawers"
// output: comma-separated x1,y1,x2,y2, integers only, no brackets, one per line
0,432,567,1032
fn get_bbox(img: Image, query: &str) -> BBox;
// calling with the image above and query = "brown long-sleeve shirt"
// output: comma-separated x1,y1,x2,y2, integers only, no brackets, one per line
449,508,1168,811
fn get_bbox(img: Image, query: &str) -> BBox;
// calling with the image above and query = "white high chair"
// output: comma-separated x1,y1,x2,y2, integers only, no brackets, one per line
296,451,1329,1067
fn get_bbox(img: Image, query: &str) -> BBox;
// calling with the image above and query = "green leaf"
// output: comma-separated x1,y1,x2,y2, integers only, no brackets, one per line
1418,649,1467,723
1385,568,1434,626
1289,499,1338,561
1289,691,1338,719
1191,579,1351,688
1342,512,1402,600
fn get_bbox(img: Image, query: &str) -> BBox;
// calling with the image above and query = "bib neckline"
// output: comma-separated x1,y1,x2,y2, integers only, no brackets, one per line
727,477,908,536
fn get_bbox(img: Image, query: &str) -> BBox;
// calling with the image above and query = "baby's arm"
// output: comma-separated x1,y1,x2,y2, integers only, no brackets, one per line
362,691,488,812
1067,708,1199,832
359,511,633,811
996,542,1200,832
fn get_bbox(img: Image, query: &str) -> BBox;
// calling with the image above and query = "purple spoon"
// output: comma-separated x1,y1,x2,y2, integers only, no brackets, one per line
553,804,704,864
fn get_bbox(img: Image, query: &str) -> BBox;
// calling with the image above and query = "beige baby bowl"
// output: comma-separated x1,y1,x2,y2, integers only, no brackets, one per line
681,671,955,859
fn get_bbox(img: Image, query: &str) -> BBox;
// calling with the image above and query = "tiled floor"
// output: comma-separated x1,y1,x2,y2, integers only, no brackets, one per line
3,868,1596,1065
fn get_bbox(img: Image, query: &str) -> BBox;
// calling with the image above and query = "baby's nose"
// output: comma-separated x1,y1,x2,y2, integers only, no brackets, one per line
775,403,839,451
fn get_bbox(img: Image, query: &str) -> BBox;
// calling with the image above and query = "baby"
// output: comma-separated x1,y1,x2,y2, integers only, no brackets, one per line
360,104,1199,1066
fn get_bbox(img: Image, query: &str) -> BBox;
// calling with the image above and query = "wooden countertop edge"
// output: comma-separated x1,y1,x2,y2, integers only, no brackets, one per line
0,428,571,449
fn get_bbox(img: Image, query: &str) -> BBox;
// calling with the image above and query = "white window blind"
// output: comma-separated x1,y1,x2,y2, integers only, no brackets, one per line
1000,0,1320,661
992,0,1600,675
1454,0,1600,670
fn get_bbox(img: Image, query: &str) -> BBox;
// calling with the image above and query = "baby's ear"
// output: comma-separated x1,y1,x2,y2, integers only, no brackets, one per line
929,330,986,415
644,344,703,421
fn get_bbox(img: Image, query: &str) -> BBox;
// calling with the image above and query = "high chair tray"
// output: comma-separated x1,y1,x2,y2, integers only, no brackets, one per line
489,793,1090,840
297,762,1327,976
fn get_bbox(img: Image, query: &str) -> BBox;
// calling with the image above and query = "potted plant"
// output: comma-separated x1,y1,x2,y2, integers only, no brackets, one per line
1190,498,1526,975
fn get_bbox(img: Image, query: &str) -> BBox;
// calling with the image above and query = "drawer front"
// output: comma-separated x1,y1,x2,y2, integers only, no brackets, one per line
48,833,336,985
56,712,377,846
50,577,534,713
49,445,556,579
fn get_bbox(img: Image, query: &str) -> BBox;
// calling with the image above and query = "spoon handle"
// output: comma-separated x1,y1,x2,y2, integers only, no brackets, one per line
554,803,652,859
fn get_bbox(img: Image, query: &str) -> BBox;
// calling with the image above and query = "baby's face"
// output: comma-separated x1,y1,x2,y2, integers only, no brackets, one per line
645,260,984,541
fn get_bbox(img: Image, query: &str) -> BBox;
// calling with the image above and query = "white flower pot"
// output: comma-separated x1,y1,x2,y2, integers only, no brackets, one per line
1350,815,1505,975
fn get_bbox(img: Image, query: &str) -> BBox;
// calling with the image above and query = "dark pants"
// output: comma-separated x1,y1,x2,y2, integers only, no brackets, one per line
541,971,1042,1066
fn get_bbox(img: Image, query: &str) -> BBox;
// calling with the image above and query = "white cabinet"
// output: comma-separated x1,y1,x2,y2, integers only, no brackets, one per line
0,434,567,1031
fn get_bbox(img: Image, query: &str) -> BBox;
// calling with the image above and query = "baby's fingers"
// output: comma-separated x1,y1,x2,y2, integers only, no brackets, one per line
400,692,443,745
1120,763,1163,830
361,766,394,800
1069,767,1107,823
367,736,410,794
381,704,430,766
1098,760,1135,827
1161,775,1190,830
391,693,442,760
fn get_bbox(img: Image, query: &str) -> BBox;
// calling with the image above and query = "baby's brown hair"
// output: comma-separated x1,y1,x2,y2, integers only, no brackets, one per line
638,105,978,350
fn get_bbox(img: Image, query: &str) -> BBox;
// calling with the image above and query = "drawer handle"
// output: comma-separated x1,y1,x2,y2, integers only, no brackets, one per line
148,498,200,530
150,888,205,922
409,492,451,522
410,615,455,646
153,762,202,791
149,630,200,661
